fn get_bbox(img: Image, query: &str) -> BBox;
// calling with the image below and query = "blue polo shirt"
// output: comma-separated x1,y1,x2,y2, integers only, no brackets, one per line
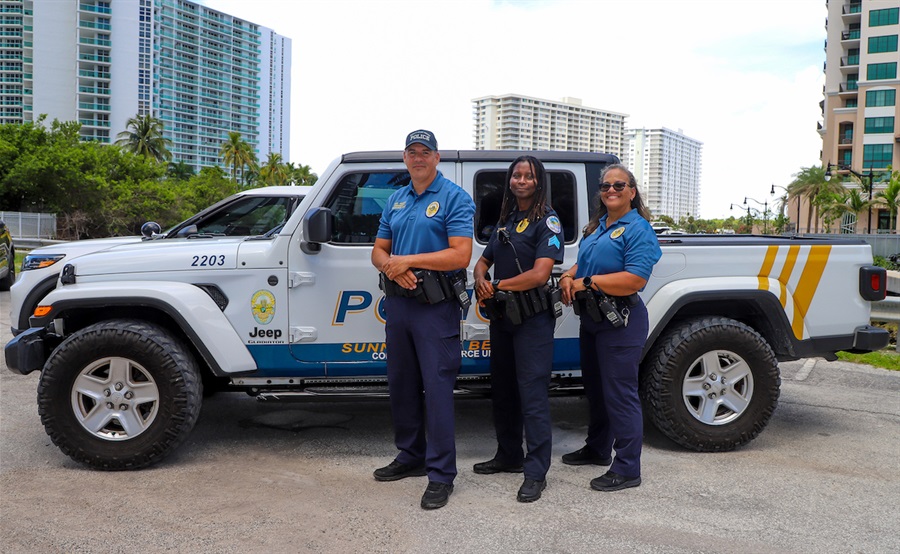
376,170,475,255
575,208,661,285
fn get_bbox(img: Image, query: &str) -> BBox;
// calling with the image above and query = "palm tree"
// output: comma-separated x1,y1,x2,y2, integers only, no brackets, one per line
788,166,842,233
874,176,900,231
167,160,194,181
291,163,318,187
115,114,172,163
220,131,256,184
258,152,289,186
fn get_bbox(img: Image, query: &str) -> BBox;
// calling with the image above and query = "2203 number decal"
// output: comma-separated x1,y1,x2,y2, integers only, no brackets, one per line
191,255,226,267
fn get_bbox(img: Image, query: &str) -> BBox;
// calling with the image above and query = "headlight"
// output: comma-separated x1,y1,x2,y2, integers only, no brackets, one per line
22,254,66,271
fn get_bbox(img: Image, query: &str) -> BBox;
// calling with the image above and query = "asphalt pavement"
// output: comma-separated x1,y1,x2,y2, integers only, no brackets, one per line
1,290,899,553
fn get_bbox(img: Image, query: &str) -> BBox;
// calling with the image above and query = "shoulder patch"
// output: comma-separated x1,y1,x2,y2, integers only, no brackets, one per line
547,215,561,234
611,226,626,239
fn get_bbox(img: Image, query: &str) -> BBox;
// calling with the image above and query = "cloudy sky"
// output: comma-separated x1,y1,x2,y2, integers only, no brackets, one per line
203,0,827,219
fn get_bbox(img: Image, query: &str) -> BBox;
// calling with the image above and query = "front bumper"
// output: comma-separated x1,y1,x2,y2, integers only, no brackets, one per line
4,326,47,375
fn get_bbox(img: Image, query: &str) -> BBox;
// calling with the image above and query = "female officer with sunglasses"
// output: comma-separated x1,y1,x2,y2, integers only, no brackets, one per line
472,155,564,503
559,163,661,492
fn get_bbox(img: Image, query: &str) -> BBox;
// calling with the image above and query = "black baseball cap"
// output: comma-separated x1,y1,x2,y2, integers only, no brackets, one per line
405,129,438,150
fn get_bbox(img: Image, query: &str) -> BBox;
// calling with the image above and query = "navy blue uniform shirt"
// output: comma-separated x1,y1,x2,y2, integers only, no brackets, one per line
484,209,564,280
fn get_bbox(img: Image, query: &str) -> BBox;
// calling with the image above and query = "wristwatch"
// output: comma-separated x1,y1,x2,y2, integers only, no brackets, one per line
582,276,593,290
492,278,501,291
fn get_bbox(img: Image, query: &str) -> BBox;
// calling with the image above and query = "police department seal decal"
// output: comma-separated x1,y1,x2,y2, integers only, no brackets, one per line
426,201,440,218
611,227,626,239
546,215,561,234
251,290,276,324
516,218,529,233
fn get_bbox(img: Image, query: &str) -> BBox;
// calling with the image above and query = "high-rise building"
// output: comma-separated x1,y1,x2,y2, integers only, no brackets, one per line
623,127,703,220
821,0,898,232
0,1,32,125
2,0,290,171
472,94,628,158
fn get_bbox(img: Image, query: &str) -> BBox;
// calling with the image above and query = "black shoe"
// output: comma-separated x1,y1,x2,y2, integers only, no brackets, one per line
561,446,613,466
590,471,641,492
421,481,454,509
373,460,427,482
473,458,525,475
516,478,547,503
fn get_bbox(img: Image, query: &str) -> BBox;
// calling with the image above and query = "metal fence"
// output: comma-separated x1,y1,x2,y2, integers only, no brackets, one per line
0,211,57,239
799,233,900,259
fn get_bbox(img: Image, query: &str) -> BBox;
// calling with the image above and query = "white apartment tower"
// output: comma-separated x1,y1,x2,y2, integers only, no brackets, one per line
1,0,290,170
472,94,628,158
624,127,702,220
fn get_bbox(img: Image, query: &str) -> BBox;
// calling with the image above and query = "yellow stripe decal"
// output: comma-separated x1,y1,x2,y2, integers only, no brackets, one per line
791,245,832,339
757,245,779,291
757,244,830,340
778,246,801,309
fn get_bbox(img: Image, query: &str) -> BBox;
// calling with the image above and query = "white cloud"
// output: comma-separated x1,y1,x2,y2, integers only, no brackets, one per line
205,0,827,218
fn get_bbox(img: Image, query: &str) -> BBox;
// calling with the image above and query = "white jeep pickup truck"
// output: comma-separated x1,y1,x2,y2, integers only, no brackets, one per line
5,150,889,470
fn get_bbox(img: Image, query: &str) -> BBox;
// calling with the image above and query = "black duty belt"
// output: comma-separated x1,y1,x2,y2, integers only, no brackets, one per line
572,289,638,327
482,285,563,325
379,269,470,310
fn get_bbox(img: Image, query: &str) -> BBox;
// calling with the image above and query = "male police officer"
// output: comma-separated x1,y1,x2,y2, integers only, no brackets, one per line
371,130,475,510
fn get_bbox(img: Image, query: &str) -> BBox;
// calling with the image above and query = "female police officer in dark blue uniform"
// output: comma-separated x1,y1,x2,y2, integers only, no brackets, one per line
371,130,475,510
472,155,564,503
560,164,661,492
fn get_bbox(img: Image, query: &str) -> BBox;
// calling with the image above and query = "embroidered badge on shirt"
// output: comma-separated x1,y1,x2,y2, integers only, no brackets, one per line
425,201,440,218
611,227,626,239
392,201,406,210
547,215,561,234
548,236,561,249
516,218,529,233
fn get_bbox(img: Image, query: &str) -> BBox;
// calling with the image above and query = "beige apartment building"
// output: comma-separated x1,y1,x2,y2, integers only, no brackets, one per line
472,94,628,159
818,0,899,234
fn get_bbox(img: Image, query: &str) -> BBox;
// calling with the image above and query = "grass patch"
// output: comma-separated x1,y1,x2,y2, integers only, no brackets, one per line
15,249,24,270
836,349,900,371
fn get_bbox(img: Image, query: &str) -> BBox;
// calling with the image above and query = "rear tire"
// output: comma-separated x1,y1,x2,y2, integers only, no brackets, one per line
641,316,780,451
38,319,203,470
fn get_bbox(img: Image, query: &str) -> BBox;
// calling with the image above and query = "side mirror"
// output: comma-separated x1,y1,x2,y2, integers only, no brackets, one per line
302,207,333,253
140,221,162,239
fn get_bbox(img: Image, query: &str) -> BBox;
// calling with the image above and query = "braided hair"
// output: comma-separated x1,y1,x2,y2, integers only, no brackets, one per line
498,155,550,225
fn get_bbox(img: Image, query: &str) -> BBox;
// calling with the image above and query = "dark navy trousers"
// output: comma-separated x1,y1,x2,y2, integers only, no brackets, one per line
578,298,648,478
384,296,461,485
489,310,555,481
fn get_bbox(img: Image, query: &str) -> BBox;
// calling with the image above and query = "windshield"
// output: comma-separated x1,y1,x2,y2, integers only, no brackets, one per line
165,195,301,238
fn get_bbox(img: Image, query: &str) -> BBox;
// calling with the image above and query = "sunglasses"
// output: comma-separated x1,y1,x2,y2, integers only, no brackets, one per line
600,181,632,192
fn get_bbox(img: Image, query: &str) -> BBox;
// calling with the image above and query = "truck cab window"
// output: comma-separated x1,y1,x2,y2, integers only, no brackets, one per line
474,170,577,243
325,171,411,244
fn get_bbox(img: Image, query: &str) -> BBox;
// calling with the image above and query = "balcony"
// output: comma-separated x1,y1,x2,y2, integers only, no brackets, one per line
78,4,111,15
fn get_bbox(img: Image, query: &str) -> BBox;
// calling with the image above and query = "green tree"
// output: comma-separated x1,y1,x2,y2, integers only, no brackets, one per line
258,152,289,186
788,166,841,234
874,168,900,231
220,131,256,184
167,160,195,181
115,114,172,163
290,163,318,187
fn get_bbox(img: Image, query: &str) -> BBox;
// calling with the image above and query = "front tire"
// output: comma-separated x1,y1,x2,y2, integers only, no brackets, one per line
641,316,780,451
38,319,203,470
0,247,14,290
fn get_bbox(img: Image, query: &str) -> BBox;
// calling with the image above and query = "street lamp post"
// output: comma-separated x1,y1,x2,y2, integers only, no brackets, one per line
744,197,769,234
730,202,753,233
770,183,797,234
825,162,875,233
